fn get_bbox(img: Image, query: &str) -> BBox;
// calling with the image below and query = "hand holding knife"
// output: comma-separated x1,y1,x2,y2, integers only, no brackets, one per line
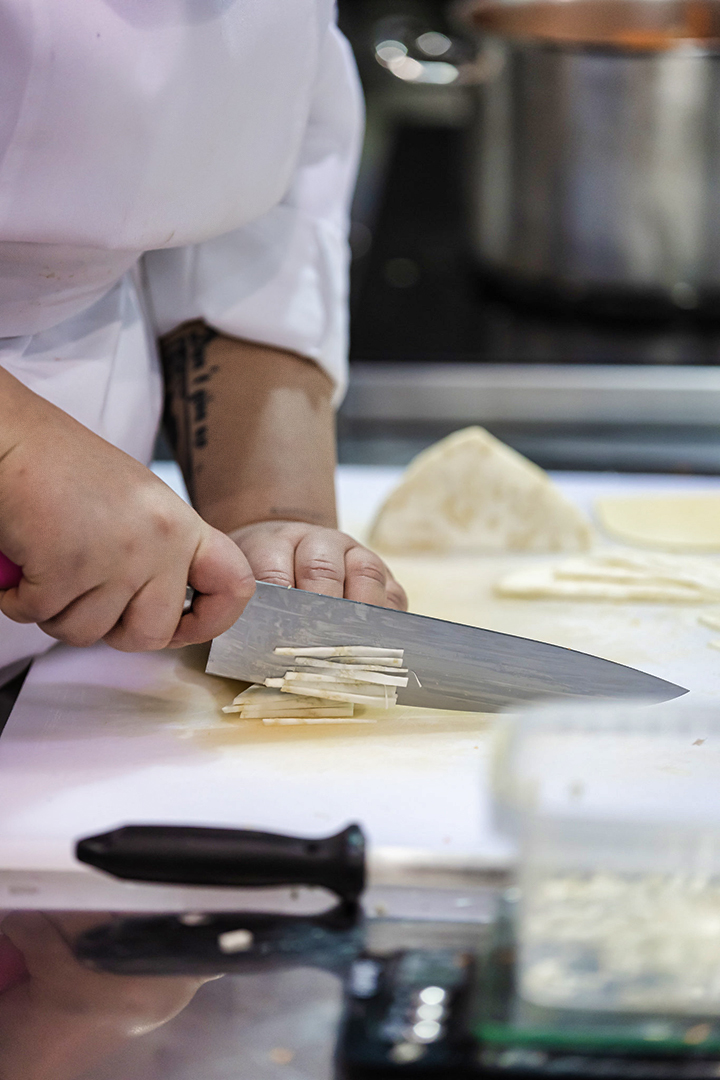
0,552,196,613
0,550,685,709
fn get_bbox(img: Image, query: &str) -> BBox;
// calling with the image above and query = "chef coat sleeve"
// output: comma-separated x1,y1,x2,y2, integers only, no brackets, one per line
142,24,363,405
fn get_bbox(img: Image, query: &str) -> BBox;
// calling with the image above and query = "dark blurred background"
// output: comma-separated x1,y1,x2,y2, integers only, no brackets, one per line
336,0,720,471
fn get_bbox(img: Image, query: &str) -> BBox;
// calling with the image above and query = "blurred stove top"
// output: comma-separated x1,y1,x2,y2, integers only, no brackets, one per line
339,121,720,471
349,125,720,366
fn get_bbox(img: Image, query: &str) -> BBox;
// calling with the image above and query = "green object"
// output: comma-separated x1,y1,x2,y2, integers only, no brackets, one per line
472,905,720,1058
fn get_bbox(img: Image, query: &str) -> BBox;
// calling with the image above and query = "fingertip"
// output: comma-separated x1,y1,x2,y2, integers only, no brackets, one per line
233,529,298,591
386,581,409,611
342,547,389,606
0,586,39,625
169,581,254,647
293,532,349,598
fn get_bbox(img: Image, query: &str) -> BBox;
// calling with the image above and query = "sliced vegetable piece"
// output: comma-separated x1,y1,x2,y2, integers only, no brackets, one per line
279,672,396,694
278,683,397,707
273,646,403,658
282,668,408,688
231,685,328,706
261,716,377,726
236,706,354,719
223,683,354,719
294,658,407,673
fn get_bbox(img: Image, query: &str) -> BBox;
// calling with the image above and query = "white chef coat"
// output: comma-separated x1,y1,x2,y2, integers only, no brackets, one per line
0,0,363,670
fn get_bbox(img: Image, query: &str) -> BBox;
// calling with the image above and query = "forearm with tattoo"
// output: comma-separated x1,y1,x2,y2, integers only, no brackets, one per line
159,320,339,534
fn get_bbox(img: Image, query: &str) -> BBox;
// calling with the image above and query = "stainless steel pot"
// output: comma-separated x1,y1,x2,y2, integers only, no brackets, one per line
459,0,720,313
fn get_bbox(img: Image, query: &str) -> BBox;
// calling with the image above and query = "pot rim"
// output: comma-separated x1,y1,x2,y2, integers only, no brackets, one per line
455,0,720,57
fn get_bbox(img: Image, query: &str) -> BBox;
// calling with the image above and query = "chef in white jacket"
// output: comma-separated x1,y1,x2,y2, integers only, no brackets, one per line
0,0,407,676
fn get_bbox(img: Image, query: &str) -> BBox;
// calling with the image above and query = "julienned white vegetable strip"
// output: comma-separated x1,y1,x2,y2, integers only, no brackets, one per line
273,682,397,707
229,687,344,709
223,645,409,719
294,658,407,674
261,717,377,726
299,657,405,668
274,646,404,658
232,685,329,706
263,644,410,709
266,676,395,698
267,675,398,701
223,705,354,718
282,669,408,688
229,688,334,708
222,684,354,719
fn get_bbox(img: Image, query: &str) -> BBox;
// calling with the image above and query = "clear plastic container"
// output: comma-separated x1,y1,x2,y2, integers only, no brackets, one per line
492,698,720,1015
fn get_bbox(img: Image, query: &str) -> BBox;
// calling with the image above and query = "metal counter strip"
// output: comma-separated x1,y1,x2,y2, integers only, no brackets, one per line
342,363,720,426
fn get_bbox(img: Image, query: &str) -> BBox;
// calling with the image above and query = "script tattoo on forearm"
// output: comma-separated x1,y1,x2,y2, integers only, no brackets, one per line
159,320,219,503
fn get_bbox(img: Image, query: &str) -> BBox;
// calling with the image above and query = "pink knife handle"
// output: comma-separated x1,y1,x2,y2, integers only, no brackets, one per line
0,552,22,589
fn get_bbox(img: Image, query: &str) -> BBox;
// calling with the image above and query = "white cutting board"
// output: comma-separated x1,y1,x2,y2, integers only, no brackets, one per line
2,467,720,910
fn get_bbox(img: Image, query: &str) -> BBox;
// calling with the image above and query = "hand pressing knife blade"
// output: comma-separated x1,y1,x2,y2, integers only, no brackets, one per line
205,581,686,712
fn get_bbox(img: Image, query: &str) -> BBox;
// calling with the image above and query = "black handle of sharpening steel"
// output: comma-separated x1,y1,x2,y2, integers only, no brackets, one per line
75,823,367,902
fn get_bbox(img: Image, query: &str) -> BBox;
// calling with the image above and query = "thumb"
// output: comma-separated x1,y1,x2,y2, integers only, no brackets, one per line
170,527,255,646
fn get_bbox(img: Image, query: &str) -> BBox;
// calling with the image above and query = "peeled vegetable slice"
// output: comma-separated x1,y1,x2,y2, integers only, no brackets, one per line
496,553,720,603
222,684,354,719
261,717,377,726
222,644,409,719
274,646,403,658
597,494,720,552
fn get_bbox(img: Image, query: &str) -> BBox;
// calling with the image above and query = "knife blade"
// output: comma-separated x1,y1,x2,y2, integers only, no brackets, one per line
205,581,686,711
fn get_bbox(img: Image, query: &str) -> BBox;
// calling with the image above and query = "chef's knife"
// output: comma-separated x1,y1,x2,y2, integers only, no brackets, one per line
206,581,686,711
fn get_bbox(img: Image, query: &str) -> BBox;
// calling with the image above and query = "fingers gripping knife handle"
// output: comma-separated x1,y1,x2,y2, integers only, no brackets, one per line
0,552,21,589
0,557,194,607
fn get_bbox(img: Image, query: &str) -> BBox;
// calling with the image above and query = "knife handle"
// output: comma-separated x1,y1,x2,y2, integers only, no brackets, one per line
76,823,366,902
0,559,193,606
0,552,21,589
